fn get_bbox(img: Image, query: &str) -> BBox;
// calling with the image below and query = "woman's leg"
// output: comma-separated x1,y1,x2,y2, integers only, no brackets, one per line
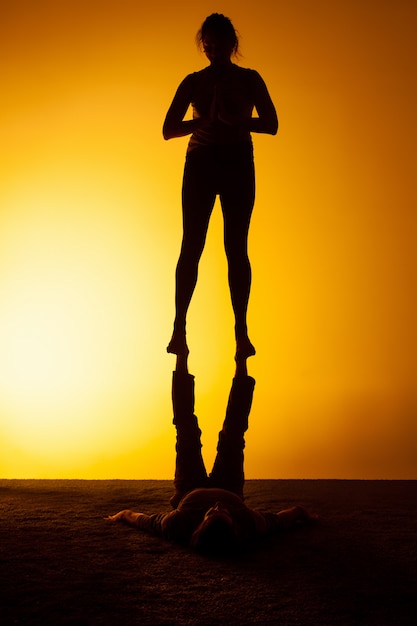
220,150,256,360
167,153,216,355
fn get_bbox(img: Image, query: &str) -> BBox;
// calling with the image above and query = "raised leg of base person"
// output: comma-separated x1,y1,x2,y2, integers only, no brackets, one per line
170,357,208,507
208,373,255,498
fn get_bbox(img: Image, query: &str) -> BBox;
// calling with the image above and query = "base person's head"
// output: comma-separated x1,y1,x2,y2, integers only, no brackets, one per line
190,501,238,555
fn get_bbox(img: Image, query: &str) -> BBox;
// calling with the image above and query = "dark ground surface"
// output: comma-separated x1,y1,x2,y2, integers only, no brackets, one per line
1,479,416,625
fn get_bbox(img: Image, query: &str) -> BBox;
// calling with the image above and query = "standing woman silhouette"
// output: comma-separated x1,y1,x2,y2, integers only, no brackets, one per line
164,13,278,362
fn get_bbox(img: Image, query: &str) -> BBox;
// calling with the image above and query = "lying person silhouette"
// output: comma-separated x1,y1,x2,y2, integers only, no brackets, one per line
106,355,315,554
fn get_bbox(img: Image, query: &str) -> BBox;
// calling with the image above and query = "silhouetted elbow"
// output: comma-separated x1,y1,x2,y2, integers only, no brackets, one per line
270,118,279,135
261,123,278,136
255,114,278,136
162,120,174,140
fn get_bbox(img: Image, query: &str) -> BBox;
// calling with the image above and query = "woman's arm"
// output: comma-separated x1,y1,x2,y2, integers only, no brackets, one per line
105,509,167,536
105,509,145,526
217,71,278,135
163,75,211,140
259,506,318,534
249,71,278,135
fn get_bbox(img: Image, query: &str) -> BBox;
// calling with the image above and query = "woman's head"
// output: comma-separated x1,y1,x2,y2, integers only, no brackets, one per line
190,502,239,555
196,13,240,64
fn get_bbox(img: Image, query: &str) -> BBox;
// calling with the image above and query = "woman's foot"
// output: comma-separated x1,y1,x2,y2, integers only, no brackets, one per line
235,335,256,361
175,353,189,375
167,329,189,356
235,357,248,378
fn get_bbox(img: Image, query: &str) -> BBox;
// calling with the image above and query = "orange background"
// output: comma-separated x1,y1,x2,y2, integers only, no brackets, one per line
1,0,416,479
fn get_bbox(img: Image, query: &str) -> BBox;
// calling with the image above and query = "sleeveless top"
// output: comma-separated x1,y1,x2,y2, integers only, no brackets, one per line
186,64,258,153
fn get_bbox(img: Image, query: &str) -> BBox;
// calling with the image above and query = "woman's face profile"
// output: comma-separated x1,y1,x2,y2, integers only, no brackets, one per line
202,32,234,65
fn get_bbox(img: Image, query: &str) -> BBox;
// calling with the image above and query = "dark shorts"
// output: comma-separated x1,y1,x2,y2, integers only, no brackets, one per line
181,143,255,239
182,142,255,207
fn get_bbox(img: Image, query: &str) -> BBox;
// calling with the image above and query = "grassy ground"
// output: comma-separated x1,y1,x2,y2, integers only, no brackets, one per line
1,479,416,625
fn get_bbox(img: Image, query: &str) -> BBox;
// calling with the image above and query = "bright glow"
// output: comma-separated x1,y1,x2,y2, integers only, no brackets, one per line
0,164,169,472
1,1,416,479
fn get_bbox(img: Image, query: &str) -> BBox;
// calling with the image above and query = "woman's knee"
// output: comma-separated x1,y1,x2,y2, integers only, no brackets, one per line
224,233,250,263
179,235,207,266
